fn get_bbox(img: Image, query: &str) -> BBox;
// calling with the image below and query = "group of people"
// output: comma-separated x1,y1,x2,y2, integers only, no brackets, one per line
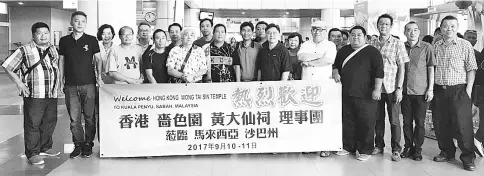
1,10,483,172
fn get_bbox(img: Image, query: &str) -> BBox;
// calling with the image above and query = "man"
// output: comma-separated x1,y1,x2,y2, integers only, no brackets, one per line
328,28,343,51
298,21,336,81
1,22,61,165
370,14,410,162
400,21,436,161
341,31,349,46
298,21,336,157
107,26,144,84
166,23,183,54
464,30,484,157
194,18,213,82
255,21,268,45
432,15,478,171
332,25,384,161
234,21,262,82
136,22,152,53
433,27,442,44
59,11,102,159
256,23,292,81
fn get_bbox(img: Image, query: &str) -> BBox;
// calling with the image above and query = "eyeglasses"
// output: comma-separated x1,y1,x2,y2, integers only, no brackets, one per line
312,28,327,32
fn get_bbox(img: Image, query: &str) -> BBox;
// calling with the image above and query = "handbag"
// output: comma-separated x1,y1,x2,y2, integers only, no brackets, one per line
169,47,193,83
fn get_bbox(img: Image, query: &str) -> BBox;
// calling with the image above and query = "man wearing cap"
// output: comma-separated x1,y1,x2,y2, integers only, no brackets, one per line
370,14,410,162
297,21,337,81
297,20,336,157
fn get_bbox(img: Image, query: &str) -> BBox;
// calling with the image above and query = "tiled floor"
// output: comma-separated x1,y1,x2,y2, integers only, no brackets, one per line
0,73,483,176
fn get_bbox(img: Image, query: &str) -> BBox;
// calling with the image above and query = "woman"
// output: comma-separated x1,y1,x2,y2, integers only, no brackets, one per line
143,29,170,83
166,28,207,83
287,32,302,80
210,24,241,82
97,24,116,84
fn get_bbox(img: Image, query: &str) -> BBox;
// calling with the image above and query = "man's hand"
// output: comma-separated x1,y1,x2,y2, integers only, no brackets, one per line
372,89,381,100
425,90,434,102
395,89,403,103
301,62,310,67
96,77,104,87
332,69,341,83
17,82,29,97
466,88,472,99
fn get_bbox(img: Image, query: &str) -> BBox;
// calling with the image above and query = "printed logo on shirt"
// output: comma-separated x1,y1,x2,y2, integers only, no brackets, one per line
124,56,138,69
83,45,89,51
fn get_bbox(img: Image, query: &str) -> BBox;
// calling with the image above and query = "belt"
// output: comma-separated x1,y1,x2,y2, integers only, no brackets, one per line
435,84,465,89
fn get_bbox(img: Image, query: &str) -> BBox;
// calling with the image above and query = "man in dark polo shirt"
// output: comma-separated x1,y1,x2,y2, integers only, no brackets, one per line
432,16,478,171
332,25,384,161
194,18,214,82
166,23,183,54
234,22,262,82
59,11,101,159
400,22,436,161
256,23,292,81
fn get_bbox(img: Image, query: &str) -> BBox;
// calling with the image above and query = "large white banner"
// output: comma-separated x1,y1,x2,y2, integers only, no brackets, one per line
99,80,342,158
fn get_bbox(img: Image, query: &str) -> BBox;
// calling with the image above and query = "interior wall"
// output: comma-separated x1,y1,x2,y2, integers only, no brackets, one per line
50,8,72,46
10,7,51,48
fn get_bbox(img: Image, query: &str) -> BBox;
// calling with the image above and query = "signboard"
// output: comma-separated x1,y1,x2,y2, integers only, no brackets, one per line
99,80,342,157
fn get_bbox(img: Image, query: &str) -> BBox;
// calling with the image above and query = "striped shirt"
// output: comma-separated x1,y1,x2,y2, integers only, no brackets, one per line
433,37,478,86
1,41,60,98
371,36,410,93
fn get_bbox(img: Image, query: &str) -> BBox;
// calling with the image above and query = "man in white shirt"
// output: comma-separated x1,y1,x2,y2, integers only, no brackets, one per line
297,21,337,81
107,26,144,84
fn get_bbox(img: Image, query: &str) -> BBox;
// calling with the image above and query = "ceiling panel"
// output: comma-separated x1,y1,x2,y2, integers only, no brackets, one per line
203,9,354,18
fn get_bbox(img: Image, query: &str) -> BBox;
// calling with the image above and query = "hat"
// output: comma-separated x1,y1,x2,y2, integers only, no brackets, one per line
311,21,328,28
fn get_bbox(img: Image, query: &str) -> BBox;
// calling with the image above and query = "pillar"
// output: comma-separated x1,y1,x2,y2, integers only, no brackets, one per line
77,0,98,36
299,17,312,42
184,8,200,36
155,0,184,31
321,9,341,29
98,0,137,44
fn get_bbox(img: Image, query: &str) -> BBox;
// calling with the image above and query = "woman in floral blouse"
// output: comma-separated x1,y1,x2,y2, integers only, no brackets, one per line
210,24,241,82
166,28,207,83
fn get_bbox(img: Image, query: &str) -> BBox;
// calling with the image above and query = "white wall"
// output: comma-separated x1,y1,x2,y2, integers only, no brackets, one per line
50,8,72,45
10,7,51,48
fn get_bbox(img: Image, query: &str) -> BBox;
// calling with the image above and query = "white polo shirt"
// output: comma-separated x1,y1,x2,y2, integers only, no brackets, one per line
297,40,337,80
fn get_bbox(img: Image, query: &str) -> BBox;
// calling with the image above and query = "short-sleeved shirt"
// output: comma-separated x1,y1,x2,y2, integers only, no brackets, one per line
107,44,144,84
234,41,262,81
288,47,302,80
370,36,410,93
166,45,207,82
434,37,478,86
297,40,337,80
136,39,153,54
475,49,484,86
59,33,100,86
256,42,293,81
209,42,240,82
333,45,384,99
166,42,178,55
142,48,170,83
404,40,436,95
1,42,60,98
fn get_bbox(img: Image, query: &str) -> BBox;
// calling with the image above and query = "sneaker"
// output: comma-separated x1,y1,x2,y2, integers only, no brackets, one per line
357,153,371,161
371,147,383,155
474,138,483,157
40,149,60,157
334,149,350,156
81,143,93,158
319,151,331,157
391,152,401,162
400,147,413,158
70,145,82,158
28,155,45,165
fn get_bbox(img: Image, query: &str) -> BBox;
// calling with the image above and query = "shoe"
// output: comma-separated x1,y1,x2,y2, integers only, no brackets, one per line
81,142,93,158
319,151,331,157
371,147,383,155
391,152,401,162
474,138,483,157
433,152,455,162
334,149,350,156
40,149,60,157
70,145,82,158
413,149,422,161
28,155,45,165
400,148,413,158
357,153,371,161
463,163,476,171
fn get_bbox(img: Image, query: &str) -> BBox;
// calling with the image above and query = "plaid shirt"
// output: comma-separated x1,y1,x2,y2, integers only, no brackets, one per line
1,41,60,98
371,36,410,93
433,38,478,86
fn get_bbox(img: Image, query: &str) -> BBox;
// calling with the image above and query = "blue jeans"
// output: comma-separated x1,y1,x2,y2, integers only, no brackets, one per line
64,84,96,146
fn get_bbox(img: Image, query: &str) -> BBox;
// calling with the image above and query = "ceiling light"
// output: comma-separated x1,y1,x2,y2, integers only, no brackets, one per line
241,11,245,14
285,12,289,15
18,2,24,5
